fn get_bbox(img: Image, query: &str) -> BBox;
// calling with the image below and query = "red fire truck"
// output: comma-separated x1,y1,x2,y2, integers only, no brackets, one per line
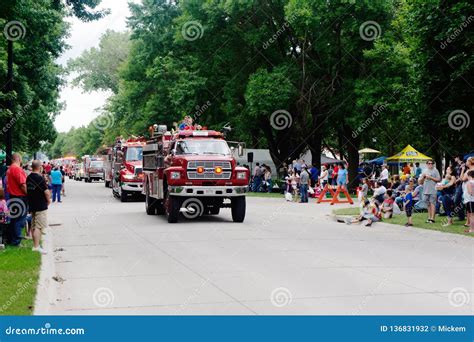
142,125,249,223
110,137,146,202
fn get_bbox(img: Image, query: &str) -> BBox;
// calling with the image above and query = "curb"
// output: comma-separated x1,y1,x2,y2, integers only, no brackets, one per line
33,224,57,315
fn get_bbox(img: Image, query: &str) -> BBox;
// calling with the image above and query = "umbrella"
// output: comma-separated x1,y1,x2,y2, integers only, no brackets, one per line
386,145,432,162
358,148,381,154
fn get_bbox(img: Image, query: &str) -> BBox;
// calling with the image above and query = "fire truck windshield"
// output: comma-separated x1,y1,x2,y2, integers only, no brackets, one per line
175,140,231,155
90,161,103,168
125,146,143,161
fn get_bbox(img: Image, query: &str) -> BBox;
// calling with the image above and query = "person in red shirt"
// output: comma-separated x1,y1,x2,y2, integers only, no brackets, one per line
5,153,28,246
43,162,52,175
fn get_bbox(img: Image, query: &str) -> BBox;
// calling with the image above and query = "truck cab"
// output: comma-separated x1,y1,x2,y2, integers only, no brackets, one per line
143,125,249,223
111,137,146,202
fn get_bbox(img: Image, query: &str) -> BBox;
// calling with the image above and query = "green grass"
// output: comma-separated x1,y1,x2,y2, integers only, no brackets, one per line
247,192,285,198
0,239,41,315
333,207,471,236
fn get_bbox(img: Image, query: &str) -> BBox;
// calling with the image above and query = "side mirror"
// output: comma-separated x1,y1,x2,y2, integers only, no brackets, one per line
238,144,244,157
171,149,177,156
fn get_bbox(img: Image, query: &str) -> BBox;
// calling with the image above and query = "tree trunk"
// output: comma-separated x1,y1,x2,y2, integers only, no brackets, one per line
343,124,360,191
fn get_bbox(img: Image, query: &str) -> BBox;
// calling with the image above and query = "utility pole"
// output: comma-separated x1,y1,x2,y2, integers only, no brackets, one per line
6,40,13,166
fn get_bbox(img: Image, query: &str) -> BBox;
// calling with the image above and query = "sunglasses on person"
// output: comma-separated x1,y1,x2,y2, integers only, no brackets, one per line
427,162,434,165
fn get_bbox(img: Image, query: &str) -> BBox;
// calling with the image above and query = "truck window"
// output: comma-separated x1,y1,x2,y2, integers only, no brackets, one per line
175,140,231,155
90,161,104,168
126,146,143,161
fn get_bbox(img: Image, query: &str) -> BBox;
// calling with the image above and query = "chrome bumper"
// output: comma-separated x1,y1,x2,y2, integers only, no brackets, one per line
122,182,143,192
169,185,247,197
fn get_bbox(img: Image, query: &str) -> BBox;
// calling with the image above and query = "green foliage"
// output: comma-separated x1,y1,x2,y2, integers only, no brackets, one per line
51,0,473,178
0,0,107,155
68,30,131,93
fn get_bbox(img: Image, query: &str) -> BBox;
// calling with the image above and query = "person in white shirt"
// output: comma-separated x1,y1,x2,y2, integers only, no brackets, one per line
379,165,389,187
373,181,387,204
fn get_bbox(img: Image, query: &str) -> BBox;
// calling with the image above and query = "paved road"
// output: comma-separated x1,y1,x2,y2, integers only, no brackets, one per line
36,180,473,315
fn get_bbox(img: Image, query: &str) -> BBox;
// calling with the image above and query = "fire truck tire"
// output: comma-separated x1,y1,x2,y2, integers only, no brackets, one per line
167,195,181,223
231,196,246,222
105,180,110,188
145,189,157,215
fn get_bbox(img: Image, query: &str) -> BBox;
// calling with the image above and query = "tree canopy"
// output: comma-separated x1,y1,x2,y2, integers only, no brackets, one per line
48,0,473,186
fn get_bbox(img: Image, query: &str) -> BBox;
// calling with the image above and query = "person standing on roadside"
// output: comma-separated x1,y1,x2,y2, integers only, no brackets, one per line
27,160,50,254
299,167,310,203
379,165,389,187
50,167,63,203
419,160,441,223
59,166,66,197
5,153,28,246
453,155,466,222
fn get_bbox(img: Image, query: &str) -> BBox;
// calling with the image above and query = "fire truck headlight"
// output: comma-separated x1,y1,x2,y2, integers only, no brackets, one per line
170,171,181,179
123,173,135,180
236,171,247,180
214,166,223,174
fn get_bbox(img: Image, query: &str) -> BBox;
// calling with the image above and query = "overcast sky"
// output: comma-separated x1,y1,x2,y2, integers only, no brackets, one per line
55,0,137,133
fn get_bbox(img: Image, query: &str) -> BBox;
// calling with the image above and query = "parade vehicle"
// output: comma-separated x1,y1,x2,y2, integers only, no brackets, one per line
51,156,76,178
142,124,249,223
101,147,113,188
82,155,105,182
110,137,146,202
74,163,85,181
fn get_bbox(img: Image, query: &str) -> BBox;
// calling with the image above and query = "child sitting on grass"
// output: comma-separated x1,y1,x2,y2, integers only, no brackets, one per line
346,200,381,227
381,190,394,219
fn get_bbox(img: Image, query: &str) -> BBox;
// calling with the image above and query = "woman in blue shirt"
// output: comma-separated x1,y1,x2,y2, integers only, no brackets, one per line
337,163,348,189
50,167,63,203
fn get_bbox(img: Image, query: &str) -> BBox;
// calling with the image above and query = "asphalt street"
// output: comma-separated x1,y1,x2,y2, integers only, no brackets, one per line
35,179,473,315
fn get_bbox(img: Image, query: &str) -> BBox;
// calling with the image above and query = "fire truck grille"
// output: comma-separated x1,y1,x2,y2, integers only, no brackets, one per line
187,161,232,180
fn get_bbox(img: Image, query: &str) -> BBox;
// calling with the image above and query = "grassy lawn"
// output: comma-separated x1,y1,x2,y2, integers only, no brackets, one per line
0,239,41,315
333,207,471,237
247,192,285,198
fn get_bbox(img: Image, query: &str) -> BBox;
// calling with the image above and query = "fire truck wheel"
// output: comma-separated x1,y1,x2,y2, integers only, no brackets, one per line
105,180,110,188
145,189,157,215
166,195,181,223
231,196,246,222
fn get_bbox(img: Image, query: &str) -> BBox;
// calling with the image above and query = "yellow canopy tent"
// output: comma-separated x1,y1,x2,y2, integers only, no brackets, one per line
386,145,432,163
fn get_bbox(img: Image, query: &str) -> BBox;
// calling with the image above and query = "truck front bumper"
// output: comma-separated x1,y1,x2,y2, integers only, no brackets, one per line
169,185,247,197
122,182,143,192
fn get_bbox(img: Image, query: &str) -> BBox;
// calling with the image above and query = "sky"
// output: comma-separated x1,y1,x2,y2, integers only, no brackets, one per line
55,0,136,133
